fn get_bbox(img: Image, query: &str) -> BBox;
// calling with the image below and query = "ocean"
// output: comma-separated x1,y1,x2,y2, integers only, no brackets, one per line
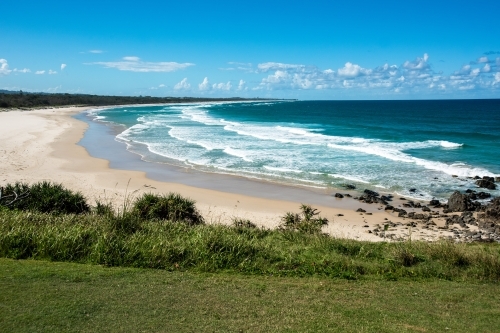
84,100,500,201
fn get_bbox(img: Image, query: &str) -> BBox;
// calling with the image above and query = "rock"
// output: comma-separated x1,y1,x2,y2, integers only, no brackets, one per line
475,179,497,190
398,209,407,217
452,175,458,178
474,176,481,180
364,189,380,197
429,199,440,206
409,188,417,193
483,176,495,182
344,184,356,190
345,194,352,197
384,205,394,210
447,191,475,212
422,206,431,212
334,193,344,198
336,214,344,217
356,208,366,213
477,192,491,200
495,177,500,183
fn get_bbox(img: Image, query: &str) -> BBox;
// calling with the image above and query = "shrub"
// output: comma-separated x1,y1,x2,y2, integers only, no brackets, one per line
132,192,204,225
232,218,257,229
280,204,328,234
0,181,89,214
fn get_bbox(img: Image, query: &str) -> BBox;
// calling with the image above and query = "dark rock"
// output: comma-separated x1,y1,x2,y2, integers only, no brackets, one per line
452,175,458,178
429,199,440,206
422,206,431,212
336,214,344,217
384,205,394,210
400,197,406,200
475,179,497,190
364,189,380,197
343,184,356,190
495,177,500,183
409,188,417,193
474,176,481,180
334,193,344,198
398,209,407,217
483,176,494,182
465,189,475,194
380,195,392,202
344,194,352,197
477,192,491,200
447,191,475,212
356,208,366,213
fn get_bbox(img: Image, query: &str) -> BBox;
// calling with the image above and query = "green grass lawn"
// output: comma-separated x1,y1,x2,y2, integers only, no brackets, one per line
1,258,499,332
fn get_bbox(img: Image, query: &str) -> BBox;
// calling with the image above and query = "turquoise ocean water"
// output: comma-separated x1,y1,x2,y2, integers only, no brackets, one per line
87,100,500,201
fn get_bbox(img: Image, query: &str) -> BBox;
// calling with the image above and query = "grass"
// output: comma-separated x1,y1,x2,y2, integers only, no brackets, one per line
1,208,499,281
1,258,500,332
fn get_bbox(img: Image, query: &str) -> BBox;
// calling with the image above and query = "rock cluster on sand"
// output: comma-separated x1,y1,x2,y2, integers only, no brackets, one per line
350,184,499,243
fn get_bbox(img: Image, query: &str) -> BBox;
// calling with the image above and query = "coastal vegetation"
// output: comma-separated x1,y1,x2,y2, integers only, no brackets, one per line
1,181,500,331
1,181,499,282
0,90,273,109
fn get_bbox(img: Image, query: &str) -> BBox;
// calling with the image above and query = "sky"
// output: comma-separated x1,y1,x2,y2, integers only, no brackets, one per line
1,0,500,100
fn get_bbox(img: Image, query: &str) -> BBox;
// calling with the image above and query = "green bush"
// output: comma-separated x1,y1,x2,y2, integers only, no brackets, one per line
280,204,328,234
0,182,89,214
132,193,204,225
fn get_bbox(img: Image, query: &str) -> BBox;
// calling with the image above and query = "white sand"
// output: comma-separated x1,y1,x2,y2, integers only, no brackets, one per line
0,107,454,241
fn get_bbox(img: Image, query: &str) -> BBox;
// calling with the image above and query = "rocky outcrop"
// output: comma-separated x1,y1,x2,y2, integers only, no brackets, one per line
475,178,497,190
447,191,475,212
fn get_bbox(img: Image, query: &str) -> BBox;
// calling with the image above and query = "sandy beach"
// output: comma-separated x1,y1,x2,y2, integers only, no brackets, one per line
0,106,457,241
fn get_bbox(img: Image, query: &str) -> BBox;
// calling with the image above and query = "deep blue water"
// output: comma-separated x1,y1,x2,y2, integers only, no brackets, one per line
87,99,500,200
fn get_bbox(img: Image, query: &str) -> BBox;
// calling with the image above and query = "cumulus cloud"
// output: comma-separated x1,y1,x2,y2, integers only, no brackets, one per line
337,62,372,78
35,70,45,75
198,77,210,91
61,64,67,70
0,59,11,76
89,50,104,54
49,70,57,75
87,56,194,72
174,78,191,90
252,52,500,94
494,72,500,85
213,82,232,91
237,79,246,91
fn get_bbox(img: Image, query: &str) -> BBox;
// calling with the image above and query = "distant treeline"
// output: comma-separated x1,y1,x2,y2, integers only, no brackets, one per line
0,90,276,109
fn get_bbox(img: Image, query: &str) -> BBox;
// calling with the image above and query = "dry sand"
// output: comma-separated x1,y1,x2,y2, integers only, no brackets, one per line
0,106,455,241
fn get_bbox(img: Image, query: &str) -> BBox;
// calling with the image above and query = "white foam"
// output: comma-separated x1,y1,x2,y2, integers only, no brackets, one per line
223,147,253,162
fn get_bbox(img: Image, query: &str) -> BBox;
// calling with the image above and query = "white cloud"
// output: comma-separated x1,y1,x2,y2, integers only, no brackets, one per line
257,62,305,72
13,68,31,73
478,56,489,63
174,78,191,90
0,59,11,76
159,84,165,88
403,53,430,70
89,50,104,54
88,56,194,72
494,72,500,85
61,64,67,70
483,64,491,72
337,62,371,77
198,77,210,91
35,70,45,75
49,70,57,75
213,82,232,91
123,56,140,62
237,79,246,91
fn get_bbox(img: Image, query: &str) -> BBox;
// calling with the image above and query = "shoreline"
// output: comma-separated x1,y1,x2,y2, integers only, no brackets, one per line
0,106,458,241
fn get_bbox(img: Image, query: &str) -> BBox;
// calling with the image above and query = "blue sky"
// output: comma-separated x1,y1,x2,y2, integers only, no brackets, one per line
1,0,500,99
